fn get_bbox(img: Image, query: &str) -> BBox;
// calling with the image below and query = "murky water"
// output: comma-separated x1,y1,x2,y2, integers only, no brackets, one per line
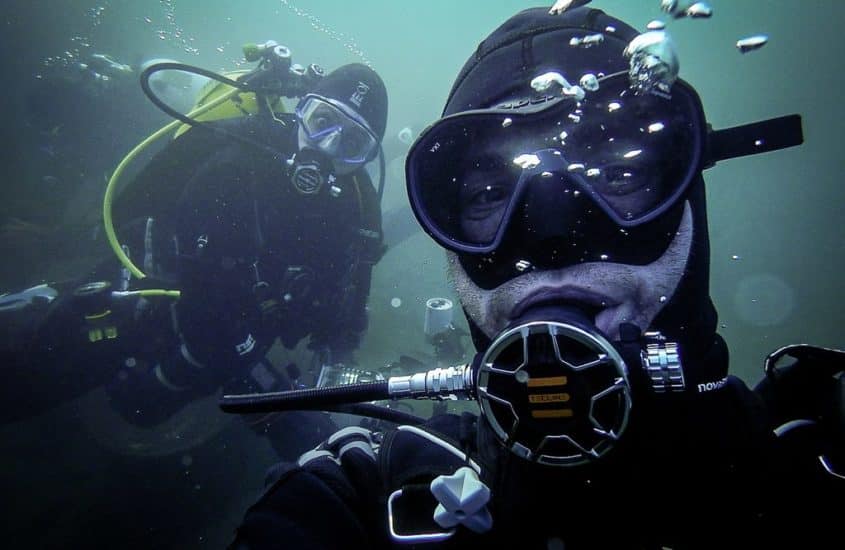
1,1,843,547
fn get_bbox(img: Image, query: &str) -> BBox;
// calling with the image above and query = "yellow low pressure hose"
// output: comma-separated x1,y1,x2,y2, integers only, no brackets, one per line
113,290,183,299
102,86,241,289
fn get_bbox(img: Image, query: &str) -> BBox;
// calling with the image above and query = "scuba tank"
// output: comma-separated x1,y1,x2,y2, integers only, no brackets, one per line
103,40,328,284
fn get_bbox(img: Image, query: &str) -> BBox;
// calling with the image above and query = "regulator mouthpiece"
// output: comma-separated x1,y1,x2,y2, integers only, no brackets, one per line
477,312,632,467
291,148,335,195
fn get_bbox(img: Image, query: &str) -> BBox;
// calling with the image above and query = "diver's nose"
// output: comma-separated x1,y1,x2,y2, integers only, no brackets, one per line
517,174,587,242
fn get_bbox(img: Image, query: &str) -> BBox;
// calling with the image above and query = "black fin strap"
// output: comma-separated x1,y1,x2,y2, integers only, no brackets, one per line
706,114,803,167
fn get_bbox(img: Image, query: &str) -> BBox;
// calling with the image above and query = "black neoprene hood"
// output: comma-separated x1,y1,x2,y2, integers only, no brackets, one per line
445,4,636,115
442,5,721,361
312,63,388,141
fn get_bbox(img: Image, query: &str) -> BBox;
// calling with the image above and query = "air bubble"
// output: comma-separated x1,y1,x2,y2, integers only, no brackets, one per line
579,73,599,92
737,35,769,54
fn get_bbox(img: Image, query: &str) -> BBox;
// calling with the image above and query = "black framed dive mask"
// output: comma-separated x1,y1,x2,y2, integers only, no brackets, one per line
406,72,706,254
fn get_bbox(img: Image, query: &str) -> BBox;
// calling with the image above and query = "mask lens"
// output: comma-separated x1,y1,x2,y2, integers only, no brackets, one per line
337,125,375,161
300,99,344,138
297,96,378,163
559,77,701,222
409,117,529,249
407,75,704,252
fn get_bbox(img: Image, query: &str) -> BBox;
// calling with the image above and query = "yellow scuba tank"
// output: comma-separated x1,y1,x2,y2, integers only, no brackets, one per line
105,44,307,282
172,69,286,139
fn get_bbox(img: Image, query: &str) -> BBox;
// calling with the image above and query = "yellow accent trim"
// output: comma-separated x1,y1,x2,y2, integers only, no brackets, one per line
104,86,241,280
121,290,182,298
531,409,574,419
172,70,287,139
528,393,570,404
103,69,288,296
527,376,568,388
85,309,112,320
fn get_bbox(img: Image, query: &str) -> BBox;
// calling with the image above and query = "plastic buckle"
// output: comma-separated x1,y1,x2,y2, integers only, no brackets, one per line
431,466,492,534
387,489,455,543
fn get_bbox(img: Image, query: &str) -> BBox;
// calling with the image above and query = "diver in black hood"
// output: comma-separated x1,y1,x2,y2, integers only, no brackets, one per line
227,4,843,549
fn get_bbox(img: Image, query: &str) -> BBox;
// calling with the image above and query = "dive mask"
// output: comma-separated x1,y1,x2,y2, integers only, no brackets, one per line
406,72,706,255
296,94,379,165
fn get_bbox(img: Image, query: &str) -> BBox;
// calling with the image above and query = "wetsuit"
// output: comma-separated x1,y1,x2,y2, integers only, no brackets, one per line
230,340,844,549
0,115,384,459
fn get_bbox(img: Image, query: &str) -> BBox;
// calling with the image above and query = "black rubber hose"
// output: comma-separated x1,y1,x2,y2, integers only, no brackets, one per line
139,62,280,158
140,62,249,129
325,403,426,426
220,380,390,414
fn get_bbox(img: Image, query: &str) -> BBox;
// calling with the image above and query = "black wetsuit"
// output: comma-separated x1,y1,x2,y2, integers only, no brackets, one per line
0,115,384,459
230,341,844,549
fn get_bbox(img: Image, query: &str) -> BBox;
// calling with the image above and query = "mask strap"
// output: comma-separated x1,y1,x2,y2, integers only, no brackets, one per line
705,114,803,168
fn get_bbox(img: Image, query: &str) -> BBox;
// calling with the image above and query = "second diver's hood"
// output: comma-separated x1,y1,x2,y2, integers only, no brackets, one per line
310,63,388,142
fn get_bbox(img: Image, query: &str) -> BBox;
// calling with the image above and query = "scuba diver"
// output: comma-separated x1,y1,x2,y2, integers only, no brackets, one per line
0,43,389,460
223,5,844,549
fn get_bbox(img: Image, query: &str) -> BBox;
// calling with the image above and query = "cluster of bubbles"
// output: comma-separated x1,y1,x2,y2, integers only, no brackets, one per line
41,0,374,84
145,0,200,56
89,5,108,26
278,0,372,67
624,29,680,94
41,3,110,70
660,0,713,20
657,1,768,54
41,0,202,76
541,0,768,99
511,0,775,186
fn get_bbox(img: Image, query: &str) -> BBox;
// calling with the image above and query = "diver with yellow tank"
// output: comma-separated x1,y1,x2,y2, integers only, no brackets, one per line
0,41,389,460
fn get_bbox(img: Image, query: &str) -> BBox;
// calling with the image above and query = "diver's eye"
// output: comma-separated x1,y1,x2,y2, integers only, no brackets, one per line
462,181,510,220
340,131,366,157
471,184,508,205
592,166,648,197
312,116,331,132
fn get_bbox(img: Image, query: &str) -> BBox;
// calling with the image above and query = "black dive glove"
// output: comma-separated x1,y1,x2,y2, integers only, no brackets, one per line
174,256,269,369
175,290,266,369
0,280,141,423
754,344,845,477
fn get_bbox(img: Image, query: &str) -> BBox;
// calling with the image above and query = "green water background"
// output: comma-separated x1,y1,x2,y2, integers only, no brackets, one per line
0,1,842,547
